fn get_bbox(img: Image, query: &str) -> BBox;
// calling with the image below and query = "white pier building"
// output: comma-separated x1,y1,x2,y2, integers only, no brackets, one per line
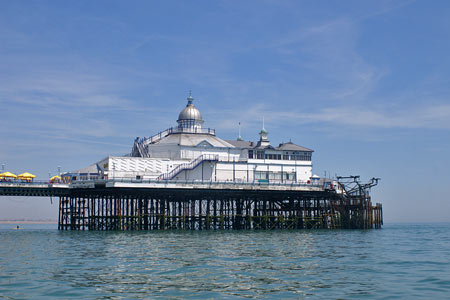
69,93,314,184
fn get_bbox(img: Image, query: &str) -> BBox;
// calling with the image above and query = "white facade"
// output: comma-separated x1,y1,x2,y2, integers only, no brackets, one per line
71,94,314,184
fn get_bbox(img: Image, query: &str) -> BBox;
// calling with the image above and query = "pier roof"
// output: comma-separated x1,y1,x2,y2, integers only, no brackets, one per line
226,140,254,148
226,140,313,152
68,163,101,175
276,141,313,152
156,133,235,148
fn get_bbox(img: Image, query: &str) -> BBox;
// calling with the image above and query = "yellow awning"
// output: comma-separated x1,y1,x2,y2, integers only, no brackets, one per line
0,172,17,178
50,175,61,181
18,172,36,179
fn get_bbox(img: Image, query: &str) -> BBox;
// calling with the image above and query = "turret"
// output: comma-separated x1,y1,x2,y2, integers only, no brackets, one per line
177,91,204,131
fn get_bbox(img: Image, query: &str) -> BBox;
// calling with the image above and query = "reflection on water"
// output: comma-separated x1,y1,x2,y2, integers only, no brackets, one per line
0,224,449,299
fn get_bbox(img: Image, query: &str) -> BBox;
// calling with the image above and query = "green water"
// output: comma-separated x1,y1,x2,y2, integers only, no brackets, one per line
0,223,449,299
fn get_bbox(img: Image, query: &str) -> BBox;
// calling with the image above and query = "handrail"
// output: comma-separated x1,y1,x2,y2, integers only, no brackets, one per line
1,178,323,187
147,128,172,144
0,180,67,185
145,127,216,146
157,154,219,180
74,178,324,188
132,127,217,157
1,179,326,193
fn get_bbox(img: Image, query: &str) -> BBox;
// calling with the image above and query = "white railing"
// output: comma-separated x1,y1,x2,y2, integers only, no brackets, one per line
132,127,216,157
157,154,219,181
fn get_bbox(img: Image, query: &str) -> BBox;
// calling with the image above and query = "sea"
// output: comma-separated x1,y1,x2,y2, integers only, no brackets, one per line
0,223,449,299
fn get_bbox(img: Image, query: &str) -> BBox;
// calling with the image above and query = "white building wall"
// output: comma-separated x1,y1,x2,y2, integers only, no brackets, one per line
181,146,240,161
146,144,181,159
107,156,187,180
174,160,313,183
99,143,312,183
173,161,215,181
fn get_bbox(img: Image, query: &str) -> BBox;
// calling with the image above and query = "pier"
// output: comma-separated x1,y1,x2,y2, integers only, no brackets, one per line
0,177,382,230
0,93,383,230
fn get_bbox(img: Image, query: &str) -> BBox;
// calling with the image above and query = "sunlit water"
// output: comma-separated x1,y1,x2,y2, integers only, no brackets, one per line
0,223,449,299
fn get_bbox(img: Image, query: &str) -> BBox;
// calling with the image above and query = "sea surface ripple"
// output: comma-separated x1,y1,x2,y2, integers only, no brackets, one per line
0,223,449,299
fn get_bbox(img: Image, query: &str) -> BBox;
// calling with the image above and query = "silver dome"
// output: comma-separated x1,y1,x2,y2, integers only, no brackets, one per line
177,94,203,122
178,104,203,121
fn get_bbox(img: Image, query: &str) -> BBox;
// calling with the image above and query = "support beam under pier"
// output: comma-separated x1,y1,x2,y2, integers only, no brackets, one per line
59,189,383,230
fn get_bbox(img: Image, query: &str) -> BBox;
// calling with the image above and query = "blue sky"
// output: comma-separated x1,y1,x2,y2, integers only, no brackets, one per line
1,0,450,222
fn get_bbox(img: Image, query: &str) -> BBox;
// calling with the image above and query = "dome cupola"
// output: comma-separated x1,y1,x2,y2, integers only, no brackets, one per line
177,92,204,131
258,116,270,147
259,116,268,141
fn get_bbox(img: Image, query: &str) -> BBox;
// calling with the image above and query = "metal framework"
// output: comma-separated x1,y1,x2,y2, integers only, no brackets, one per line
336,176,383,229
58,187,382,231
0,177,383,231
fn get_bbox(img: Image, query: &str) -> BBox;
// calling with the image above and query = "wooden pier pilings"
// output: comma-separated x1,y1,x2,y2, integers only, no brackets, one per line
58,188,383,231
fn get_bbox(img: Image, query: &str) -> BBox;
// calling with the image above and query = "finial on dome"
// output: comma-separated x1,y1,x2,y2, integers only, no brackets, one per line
259,115,268,141
260,115,267,134
187,90,194,105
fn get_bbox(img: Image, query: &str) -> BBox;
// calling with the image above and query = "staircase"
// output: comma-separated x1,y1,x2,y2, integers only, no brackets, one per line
131,127,217,158
131,129,173,157
131,137,146,157
157,154,219,181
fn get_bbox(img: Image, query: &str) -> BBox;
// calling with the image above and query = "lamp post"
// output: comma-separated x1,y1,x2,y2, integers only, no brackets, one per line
57,166,61,176
1,164,4,173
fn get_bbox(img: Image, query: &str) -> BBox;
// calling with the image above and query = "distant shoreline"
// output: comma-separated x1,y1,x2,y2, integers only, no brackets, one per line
0,221,57,224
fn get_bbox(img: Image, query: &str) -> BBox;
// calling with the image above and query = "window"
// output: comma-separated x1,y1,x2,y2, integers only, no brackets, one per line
255,171,268,180
298,152,312,161
255,171,283,181
256,151,264,159
269,172,281,180
264,153,281,160
285,173,295,180
248,150,253,159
